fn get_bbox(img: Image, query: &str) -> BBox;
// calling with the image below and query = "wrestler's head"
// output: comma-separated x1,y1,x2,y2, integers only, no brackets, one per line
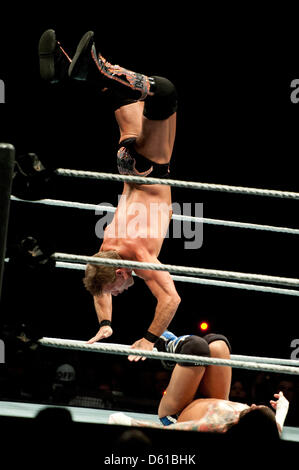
103,268,134,296
83,250,134,296
232,404,280,440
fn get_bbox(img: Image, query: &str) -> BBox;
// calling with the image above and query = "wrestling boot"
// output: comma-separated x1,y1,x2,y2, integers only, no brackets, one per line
38,29,72,83
68,31,156,100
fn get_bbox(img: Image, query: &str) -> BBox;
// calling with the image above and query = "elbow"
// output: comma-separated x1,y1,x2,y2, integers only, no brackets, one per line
158,293,181,311
173,293,181,309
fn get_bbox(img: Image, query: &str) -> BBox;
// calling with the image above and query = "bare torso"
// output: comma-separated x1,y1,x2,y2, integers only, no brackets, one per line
129,399,249,433
101,182,172,261
176,398,249,432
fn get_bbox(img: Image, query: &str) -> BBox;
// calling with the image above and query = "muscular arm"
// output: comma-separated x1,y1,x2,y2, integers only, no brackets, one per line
128,265,180,360
93,293,112,323
142,270,181,337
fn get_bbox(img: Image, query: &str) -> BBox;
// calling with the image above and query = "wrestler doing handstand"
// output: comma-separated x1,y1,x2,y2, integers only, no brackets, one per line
39,30,180,359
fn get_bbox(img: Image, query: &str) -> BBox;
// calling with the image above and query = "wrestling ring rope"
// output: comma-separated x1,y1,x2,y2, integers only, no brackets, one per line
29,170,299,379
9,166,299,300
53,261,299,297
8,164,299,377
2,148,299,445
38,337,299,375
5,256,299,297
55,168,299,200
11,195,299,235
52,253,299,289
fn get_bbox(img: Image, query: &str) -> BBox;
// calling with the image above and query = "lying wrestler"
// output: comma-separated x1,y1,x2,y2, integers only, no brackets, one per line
109,331,289,438
39,30,180,359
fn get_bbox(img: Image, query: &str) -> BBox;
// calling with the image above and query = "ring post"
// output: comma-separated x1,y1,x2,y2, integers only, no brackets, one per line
0,143,15,302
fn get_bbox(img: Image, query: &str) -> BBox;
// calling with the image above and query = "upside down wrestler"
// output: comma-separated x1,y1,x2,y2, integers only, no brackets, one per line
39,29,181,358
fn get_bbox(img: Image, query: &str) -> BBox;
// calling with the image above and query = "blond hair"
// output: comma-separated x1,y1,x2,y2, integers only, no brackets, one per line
82,250,122,296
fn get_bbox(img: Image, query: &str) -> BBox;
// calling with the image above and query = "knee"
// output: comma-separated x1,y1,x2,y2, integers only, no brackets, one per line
151,76,177,98
158,394,177,417
143,76,178,120
209,340,231,359
180,336,210,357
178,336,210,366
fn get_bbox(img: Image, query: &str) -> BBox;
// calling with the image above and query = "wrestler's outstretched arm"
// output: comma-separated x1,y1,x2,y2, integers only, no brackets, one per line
128,267,181,361
87,293,113,343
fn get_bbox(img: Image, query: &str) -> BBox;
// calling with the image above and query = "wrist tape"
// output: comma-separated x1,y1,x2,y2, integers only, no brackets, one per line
144,330,160,343
99,320,112,328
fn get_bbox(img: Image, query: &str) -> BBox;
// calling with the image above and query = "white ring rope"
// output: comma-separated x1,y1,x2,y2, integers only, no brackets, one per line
10,196,299,236
53,252,299,289
39,337,299,376
55,168,299,200
231,354,299,367
55,261,299,297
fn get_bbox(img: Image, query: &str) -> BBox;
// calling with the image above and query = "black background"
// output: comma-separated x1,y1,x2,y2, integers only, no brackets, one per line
1,4,299,361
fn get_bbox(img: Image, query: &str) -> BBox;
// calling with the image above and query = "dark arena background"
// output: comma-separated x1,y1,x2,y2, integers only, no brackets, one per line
0,5,299,466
